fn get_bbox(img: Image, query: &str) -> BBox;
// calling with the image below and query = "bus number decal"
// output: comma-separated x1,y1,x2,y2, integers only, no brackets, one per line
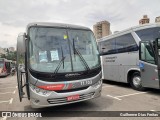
81,80,92,86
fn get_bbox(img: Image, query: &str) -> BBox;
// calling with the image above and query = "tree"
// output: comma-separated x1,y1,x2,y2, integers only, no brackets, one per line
5,51,17,61
0,54,6,58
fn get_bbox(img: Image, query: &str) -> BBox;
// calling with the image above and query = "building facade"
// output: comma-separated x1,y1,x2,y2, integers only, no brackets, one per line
93,21,110,40
139,15,150,25
155,16,160,23
8,47,15,52
0,47,6,56
0,47,15,57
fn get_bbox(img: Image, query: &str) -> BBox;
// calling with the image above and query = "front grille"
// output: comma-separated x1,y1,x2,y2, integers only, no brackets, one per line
47,92,95,104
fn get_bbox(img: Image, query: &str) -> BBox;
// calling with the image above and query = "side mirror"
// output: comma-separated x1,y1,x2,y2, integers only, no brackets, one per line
16,33,26,90
17,33,26,54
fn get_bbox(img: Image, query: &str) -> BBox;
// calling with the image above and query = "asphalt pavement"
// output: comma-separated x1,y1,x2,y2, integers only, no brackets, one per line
0,75,160,120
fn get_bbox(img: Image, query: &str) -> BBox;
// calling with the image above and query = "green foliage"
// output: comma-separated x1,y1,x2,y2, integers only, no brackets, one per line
0,54,6,58
0,51,17,61
18,54,25,64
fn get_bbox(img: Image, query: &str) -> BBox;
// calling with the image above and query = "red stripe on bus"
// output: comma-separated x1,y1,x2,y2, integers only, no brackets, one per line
38,84,65,91
67,83,73,89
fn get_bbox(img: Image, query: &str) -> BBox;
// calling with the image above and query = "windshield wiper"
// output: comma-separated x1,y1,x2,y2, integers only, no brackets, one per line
53,46,65,75
72,38,90,71
61,46,65,69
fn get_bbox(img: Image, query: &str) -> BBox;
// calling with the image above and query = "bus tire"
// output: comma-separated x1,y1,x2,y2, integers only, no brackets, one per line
130,72,145,91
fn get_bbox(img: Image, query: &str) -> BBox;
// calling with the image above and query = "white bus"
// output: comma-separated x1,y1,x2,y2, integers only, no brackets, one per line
98,23,160,91
16,22,102,108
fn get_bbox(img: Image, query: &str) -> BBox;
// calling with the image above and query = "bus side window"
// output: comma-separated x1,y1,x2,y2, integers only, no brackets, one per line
100,39,116,55
140,43,155,64
115,33,138,53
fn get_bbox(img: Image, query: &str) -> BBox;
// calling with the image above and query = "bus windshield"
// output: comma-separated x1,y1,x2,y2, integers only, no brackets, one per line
28,27,100,73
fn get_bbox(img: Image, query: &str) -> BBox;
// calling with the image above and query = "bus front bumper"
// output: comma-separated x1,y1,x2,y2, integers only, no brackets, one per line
30,80,102,108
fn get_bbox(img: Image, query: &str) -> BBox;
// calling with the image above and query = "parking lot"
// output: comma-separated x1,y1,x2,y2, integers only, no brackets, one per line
0,75,160,120
103,80,160,111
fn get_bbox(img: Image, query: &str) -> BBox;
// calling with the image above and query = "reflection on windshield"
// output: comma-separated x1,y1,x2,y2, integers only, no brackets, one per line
72,38,90,71
29,27,100,73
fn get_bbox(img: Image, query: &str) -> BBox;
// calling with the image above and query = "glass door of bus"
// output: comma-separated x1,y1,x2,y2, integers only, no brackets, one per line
139,41,160,89
154,38,160,88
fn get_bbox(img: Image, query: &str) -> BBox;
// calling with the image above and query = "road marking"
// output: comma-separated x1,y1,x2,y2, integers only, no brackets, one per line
150,110,156,111
0,98,13,104
102,85,115,88
106,95,122,100
150,110,160,114
106,92,147,100
1,116,7,120
13,90,16,94
0,86,17,89
115,92,147,98
9,98,13,104
0,100,10,104
0,91,16,95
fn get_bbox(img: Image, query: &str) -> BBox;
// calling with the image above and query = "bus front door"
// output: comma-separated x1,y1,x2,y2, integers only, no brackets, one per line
154,38,160,89
139,41,160,89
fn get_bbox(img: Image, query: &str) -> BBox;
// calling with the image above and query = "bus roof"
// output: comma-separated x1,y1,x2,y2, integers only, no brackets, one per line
26,22,90,31
98,23,160,42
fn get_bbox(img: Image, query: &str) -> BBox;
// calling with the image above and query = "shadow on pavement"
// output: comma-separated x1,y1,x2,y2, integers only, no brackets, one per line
103,79,130,88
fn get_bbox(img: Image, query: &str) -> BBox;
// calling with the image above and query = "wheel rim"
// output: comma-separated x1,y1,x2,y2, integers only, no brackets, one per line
133,76,141,87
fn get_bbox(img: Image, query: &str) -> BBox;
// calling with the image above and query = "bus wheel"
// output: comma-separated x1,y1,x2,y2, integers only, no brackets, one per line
130,72,145,91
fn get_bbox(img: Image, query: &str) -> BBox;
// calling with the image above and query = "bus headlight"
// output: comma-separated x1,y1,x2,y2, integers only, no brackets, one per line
30,84,51,96
35,88,40,93
30,84,35,90
42,90,47,95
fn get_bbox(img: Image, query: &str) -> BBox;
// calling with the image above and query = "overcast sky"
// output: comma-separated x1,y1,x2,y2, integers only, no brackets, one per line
0,0,159,48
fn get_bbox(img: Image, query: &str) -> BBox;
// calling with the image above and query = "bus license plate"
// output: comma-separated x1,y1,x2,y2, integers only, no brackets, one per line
67,95,80,101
